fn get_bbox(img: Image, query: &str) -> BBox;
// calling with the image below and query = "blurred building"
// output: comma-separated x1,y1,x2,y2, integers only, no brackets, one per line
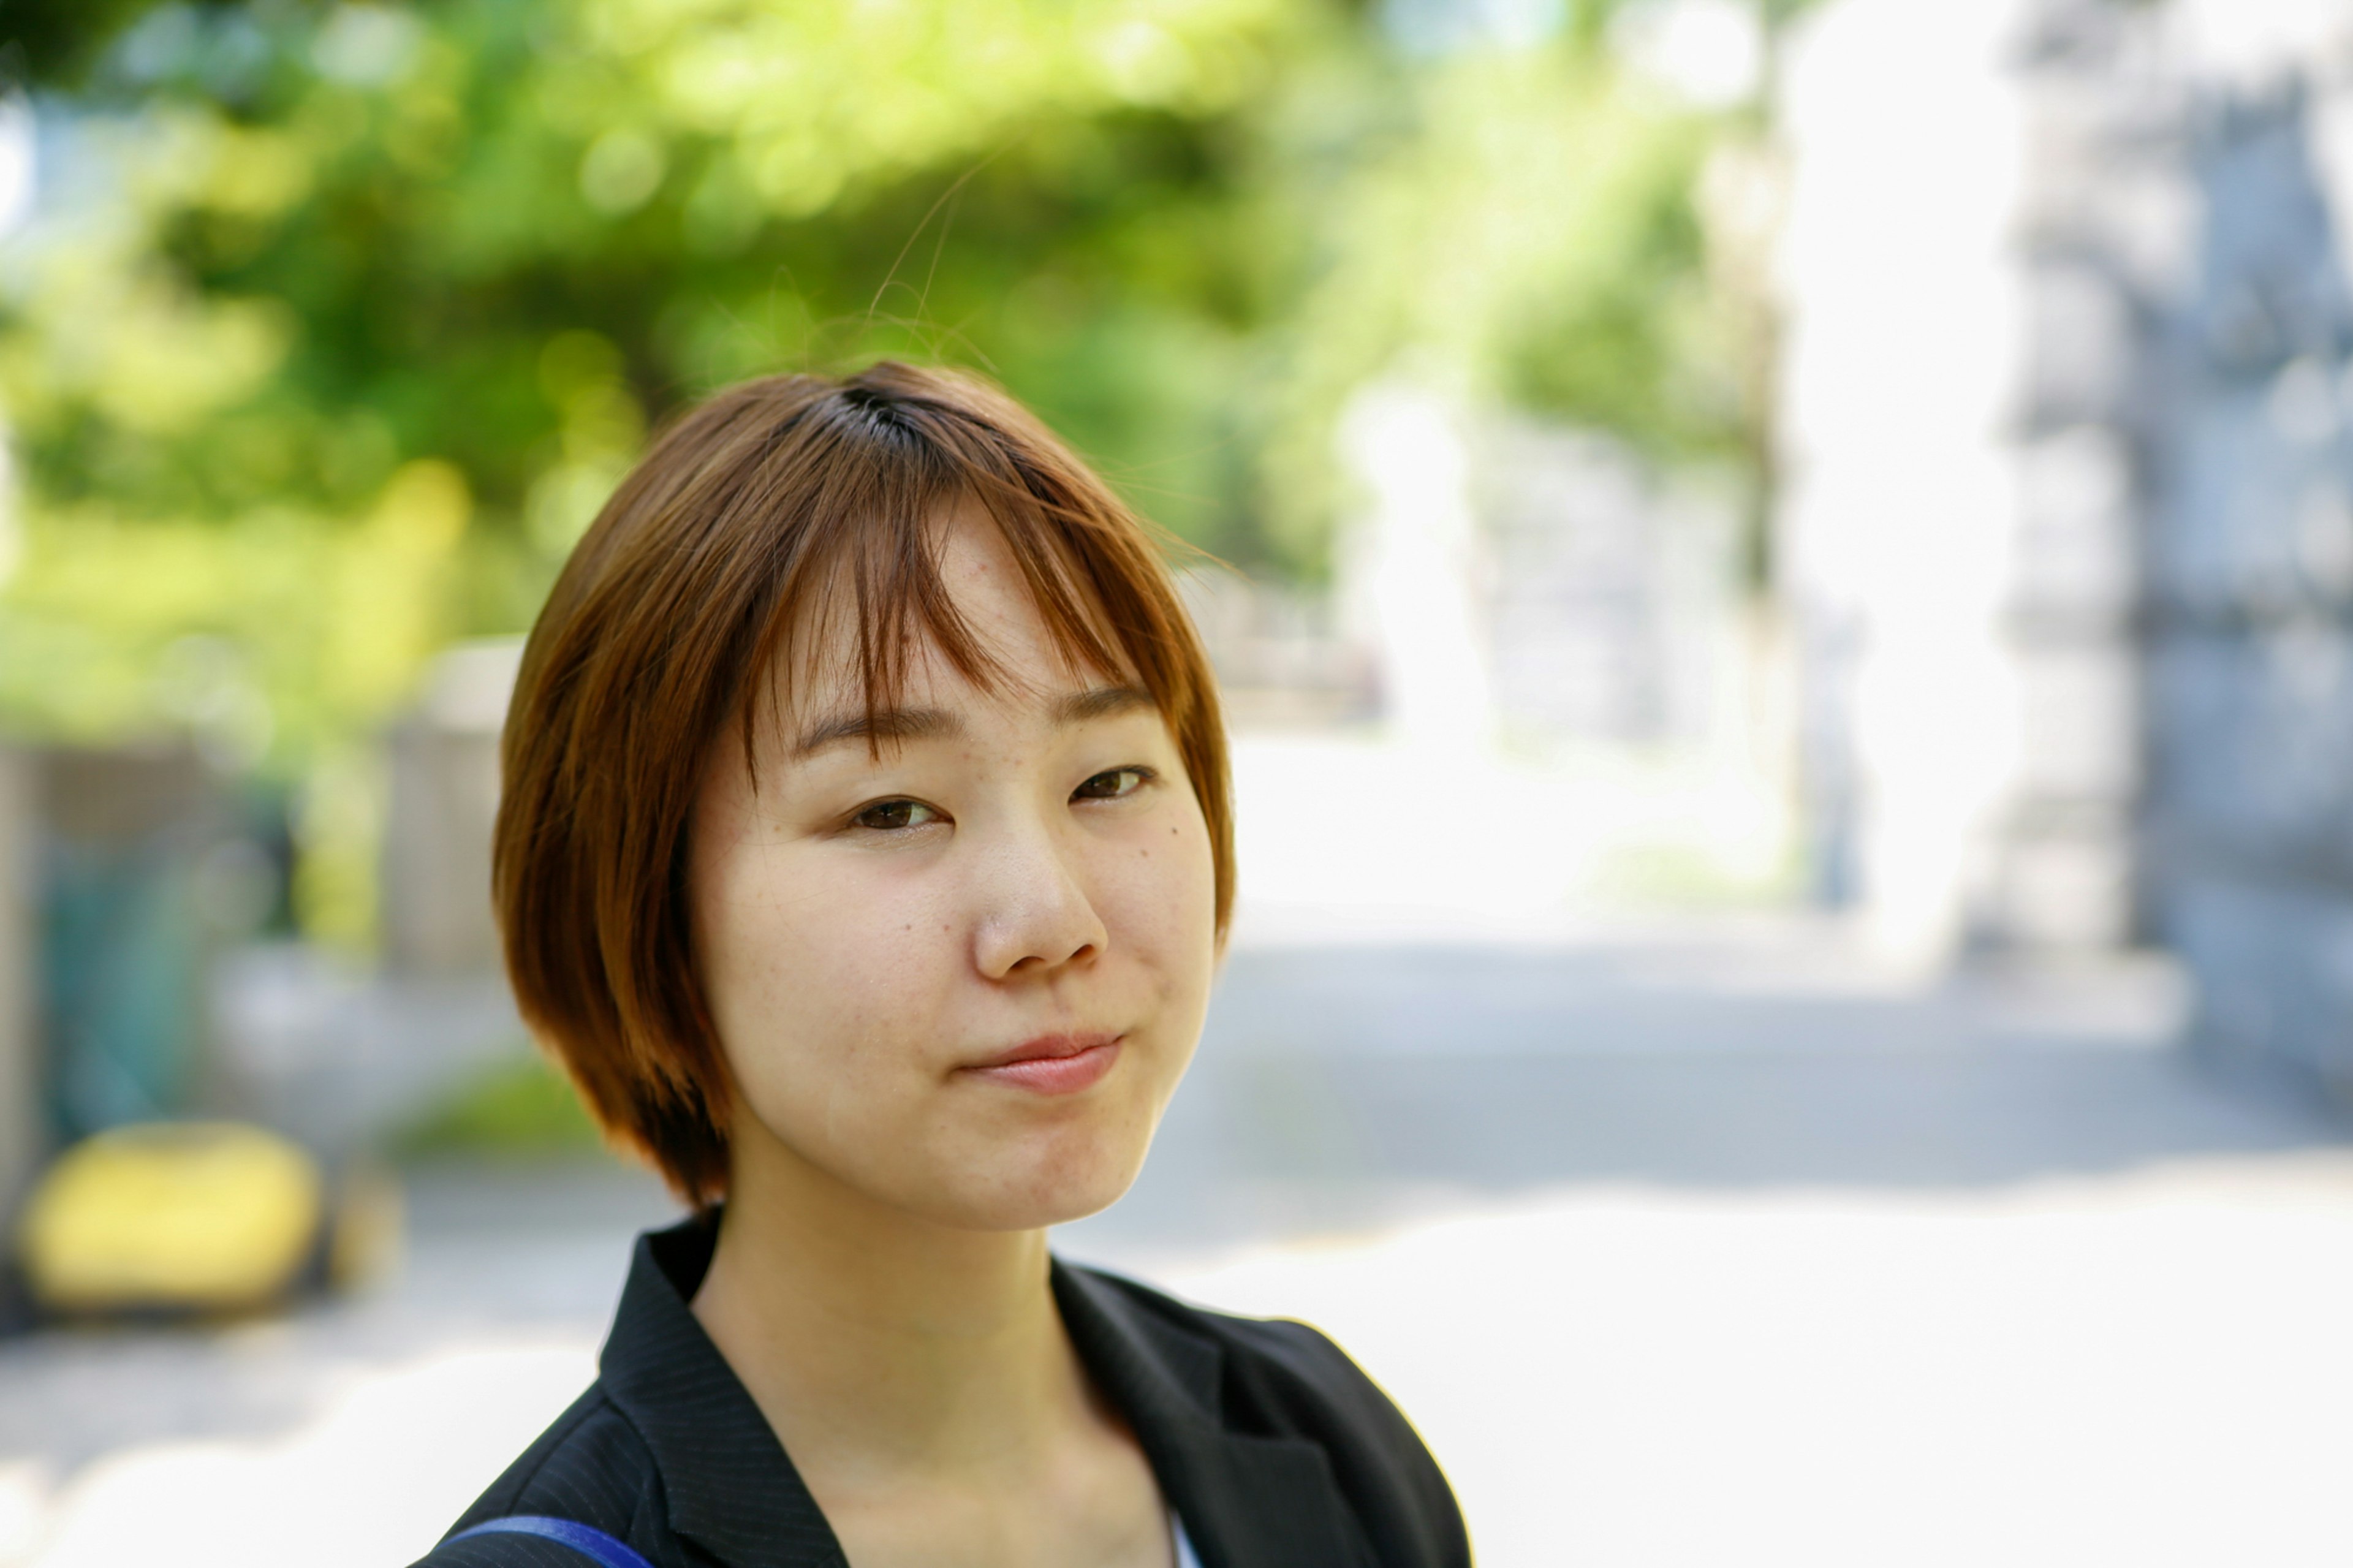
1325,383,1752,760
35,746,224,1135
1474,416,1743,752
0,752,32,1222
382,640,520,977
1779,0,2353,1094
208,642,527,1158
0,743,275,1221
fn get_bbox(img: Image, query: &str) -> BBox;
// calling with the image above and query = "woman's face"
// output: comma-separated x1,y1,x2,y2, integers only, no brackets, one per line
689,505,1219,1232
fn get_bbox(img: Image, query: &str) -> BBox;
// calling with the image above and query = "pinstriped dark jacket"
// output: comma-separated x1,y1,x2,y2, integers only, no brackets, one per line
412,1214,1470,1568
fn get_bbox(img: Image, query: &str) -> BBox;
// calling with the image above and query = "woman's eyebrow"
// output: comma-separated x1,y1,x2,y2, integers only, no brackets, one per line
1051,684,1156,725
792,705,961,759
792,685,1152,760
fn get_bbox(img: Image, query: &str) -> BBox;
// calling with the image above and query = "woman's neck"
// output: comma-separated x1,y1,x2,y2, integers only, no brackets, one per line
689,1119,1095,1486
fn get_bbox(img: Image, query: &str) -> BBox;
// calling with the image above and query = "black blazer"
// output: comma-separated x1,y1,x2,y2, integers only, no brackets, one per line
414,1214,1470,1568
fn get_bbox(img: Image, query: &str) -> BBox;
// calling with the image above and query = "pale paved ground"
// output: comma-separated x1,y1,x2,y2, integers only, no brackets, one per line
4,917,2351,1567
5,735,2352,1567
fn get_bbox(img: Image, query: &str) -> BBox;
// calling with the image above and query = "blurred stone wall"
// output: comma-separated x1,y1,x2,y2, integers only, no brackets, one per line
1998,1,2167,956
2007,0,2353,1094
1783,0,2353,1091
2140,59,2353,1094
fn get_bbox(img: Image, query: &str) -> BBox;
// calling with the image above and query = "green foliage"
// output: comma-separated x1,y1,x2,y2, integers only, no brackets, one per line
395,1051,607,1158
7,0,1297,545
0,0,1773,941
1251,39,1733,567
0,0,172,85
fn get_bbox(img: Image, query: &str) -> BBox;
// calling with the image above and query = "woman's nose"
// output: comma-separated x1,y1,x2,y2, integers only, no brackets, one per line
970,824,1109,980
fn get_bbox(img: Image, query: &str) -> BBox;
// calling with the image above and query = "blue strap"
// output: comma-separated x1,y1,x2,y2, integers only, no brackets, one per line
449,1516,657,1568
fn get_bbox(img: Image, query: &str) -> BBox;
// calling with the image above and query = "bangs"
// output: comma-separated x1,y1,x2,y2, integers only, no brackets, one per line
733,381,1190,773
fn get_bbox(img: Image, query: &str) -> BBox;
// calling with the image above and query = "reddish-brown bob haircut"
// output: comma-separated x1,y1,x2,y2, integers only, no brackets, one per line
492,362,1232,1206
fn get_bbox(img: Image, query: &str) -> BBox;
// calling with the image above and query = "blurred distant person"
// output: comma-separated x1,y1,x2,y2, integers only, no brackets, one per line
412,364,1469,1568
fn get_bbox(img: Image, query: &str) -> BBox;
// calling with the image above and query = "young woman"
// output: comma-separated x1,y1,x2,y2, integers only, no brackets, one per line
417,363,1469,1568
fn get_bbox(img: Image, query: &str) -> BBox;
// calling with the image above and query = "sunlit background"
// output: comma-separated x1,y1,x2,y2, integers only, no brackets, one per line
2,0,2352,1563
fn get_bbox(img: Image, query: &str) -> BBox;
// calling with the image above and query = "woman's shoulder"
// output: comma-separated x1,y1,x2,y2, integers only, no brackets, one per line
408,1381,675,1568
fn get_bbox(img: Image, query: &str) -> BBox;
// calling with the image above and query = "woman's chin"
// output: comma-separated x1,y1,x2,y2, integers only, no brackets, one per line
931,1134,1153,1233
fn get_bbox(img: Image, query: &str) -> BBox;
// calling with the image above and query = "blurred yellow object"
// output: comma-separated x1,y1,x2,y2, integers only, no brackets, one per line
17,1121,324,1313
326,1157,406,1292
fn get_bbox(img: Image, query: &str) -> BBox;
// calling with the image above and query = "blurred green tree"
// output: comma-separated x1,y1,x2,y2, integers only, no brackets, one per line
0,0,1767,944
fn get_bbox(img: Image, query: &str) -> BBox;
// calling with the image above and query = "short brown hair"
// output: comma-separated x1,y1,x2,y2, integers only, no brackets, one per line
491,362,1232,1206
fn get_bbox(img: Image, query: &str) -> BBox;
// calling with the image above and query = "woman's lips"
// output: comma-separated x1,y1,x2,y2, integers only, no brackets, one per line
963,1033,1122,1095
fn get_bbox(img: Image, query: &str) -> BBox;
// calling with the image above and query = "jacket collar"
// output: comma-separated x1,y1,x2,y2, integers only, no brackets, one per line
597,1216,1362,1568
597,1216,847,1568
1051,1262,1367,1568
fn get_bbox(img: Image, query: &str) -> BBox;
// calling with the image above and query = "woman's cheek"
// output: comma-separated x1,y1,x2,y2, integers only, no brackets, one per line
768,867,938,1028
711,858,895,1071
1104,806,1216,972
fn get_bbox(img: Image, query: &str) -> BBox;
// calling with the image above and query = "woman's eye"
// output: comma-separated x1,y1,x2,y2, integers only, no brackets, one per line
1073,767,1150,802
852,798,937,831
